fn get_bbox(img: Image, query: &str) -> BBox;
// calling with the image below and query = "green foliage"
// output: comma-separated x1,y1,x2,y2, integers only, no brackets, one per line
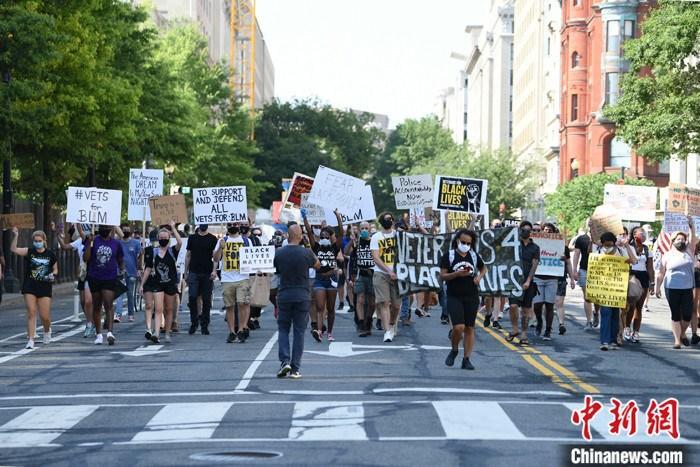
605,0,700,162
544,174,655,235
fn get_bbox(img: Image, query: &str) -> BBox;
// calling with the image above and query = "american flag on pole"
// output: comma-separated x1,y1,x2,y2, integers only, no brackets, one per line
652,230,673,271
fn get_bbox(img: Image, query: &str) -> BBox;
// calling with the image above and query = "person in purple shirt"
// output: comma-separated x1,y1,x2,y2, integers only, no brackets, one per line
84,225,124,346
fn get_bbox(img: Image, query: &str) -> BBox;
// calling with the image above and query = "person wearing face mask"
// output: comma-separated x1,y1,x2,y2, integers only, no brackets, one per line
303,209,344,342
11,228,58,349
506,221,541,346
57,223,95,337
184,224,218,335
345,221,375,337
140,230,160,341
83,225,125,345
656,217,697,349
441,229,486,370
247,225,265,330
625,226,654,343
371,212,401,343
114,223,142,323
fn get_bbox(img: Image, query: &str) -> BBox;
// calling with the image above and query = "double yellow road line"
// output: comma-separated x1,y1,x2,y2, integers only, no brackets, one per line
476,318,600,394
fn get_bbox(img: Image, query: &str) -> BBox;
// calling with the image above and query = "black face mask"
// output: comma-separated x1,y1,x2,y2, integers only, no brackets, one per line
520,229,531,239
199,224,208,232
380,218,393,229
98,228,111,238
228,226,240,235
158,238,169,247
240,226,250,235
123,231,132,238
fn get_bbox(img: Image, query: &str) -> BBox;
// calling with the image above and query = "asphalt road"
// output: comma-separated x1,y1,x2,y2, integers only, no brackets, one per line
0,284,698,467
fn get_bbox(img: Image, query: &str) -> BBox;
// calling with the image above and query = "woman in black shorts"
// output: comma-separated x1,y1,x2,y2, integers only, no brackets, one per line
140,224,181,343
11,228,58,349
440,229,486,370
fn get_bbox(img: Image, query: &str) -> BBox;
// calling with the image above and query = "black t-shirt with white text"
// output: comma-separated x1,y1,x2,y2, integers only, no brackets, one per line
439,249,484,298
313,243,339,274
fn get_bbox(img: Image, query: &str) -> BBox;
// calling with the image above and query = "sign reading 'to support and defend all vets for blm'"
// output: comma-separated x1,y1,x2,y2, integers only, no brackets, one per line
433,175,488,215
66,187,123,226
193,186,247,225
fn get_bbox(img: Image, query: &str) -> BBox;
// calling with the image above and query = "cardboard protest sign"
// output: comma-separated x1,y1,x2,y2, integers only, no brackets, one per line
589,205,624,243
300,193,326,225
128,169,163,221
284,172,315,207
193,186,247,225
662,211,700,234
603,184,657,222
433,175,488,215
409,206,433,229
307,166,366,213
531,232,565,276
149,194,188,226
67,187,122,226
392,174,434,209
446,211,474,229
585,253,629,308
0,213,35,230
668,183,700,216
240,246,276,274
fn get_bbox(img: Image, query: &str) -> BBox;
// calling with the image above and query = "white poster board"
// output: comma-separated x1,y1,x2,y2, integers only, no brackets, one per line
603,184,658,222
392,174,434,209
326,184,377,226
306,166,366,213
663,211,700,234
128,169,163,221
193,186,247,225
300,193,326,225
240,245,276,274
531,232,565,276
66,187,122,226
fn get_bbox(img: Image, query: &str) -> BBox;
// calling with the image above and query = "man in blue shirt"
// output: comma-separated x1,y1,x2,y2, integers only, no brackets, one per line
116,223,142,322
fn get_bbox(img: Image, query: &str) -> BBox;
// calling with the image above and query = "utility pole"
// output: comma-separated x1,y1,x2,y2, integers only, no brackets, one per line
2,32,19,292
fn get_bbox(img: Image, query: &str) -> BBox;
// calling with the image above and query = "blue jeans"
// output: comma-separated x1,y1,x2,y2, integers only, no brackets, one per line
278,301,310,371
600,307,620,345
116,276,138,317
400,295,410,320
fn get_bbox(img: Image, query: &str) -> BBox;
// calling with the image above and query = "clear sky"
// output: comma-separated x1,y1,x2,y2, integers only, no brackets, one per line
255,0,488,127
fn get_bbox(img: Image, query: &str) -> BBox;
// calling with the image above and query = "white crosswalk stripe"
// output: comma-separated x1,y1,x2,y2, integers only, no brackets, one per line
0,400,694,447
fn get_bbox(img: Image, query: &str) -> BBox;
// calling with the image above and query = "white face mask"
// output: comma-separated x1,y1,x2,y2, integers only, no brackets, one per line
457,243,470,254
603,246,615,254
319,239,331,247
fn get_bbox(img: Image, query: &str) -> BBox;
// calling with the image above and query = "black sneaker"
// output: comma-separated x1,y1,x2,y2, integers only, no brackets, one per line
337,301,345,310
375,319,382,330
483,314,491,328
542,329,552,341
226,332,237,343
277,362,291,378
247,318,255,329
681,336,690,347
461,358,475,370
145,330,152,341
322,324,327,333
150,335,160,344
243,328,250,339
592,312,599,328
237,330,247,343
253,320,260,330
188,324,197,335
440,315,449,325
201,327,210,335
691,334,700,345
310,322,317,332
415,308,425,318
535,322,543,337
312,329,322,342
445,350,458,367
559,324,566,335
492,320,503,330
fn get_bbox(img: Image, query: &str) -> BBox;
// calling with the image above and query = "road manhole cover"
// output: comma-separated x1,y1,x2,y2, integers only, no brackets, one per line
190,451,283,463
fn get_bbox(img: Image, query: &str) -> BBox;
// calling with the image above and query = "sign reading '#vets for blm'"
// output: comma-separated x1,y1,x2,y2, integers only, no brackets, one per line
585,253,629,308
149,194,188,226
307,166,366,213
240,246,276,274
284,173,315,207
67,187,122,226
128,169,163,221
433,175,488,215
531,232,565,276
193,186,247,224
392,174,434,209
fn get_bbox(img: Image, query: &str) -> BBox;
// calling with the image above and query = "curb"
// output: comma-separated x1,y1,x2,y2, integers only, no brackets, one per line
2,282,78,308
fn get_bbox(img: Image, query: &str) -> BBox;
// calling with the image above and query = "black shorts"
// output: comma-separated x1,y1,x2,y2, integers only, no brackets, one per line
447,295,479,327
143,281,159,293
556,278,567,297
665,288,693,322
695,269,700,289
509,283,538,308
152,284,178,296
22,279,52,298
631,270,650,290
87,277,118,293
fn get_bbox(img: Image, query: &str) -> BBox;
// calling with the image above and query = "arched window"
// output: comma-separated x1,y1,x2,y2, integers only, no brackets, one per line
571,52,580,68
608,137,631,168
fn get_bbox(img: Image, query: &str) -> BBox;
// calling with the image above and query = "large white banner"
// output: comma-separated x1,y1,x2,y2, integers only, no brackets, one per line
240,246,276,274
193,186,247,225
531,232,565,276
603,184,658,222
392,174,434,209
128,169,163,221
307,166,366,213
67,187,122,226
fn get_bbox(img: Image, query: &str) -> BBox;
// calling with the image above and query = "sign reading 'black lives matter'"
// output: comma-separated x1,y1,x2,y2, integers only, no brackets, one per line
433,175,488,215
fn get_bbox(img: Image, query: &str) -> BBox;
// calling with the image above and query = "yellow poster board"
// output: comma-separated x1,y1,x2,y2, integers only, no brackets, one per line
585,253,629,308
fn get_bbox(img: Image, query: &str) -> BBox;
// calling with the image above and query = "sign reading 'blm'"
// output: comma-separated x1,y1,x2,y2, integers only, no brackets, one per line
193,186,247,225
66,187,122,226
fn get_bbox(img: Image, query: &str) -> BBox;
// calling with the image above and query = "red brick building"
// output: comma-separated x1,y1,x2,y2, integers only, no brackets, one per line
559,0,668,185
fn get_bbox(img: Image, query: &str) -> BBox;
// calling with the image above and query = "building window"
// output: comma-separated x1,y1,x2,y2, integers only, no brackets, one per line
622,20,635,56
658,159,670,174
571,94,579,121
571,51,580,68
546,37,551,55
606,20,620,54
605,72,619,105
609,137,631,168
573,0,580,5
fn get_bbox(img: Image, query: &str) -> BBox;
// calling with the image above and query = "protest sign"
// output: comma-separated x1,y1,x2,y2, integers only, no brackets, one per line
279,204,301,224
326,184,377,226
193,186,247,225
284,173,315,207
662,211,700,234
300,193,327,225
585,253,629,308
392,174,434,209
501,219,521,228
409,206,434,229
307,166,366,213
396,231,450,294
531,232,565,276
589,205,624,242
603,184,657,222
0,213,35,230
67,187,122,226
476,227,524,297
668,183,700,216
446,211,474,229
149,194,188,226
128,169,163,221
433,175,488,215
240,246,276,274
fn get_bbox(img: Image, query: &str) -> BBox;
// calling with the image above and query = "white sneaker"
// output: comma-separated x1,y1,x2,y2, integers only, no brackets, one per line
43,329,52,345
632,331,640,343
25,339,35,349
94,334,103,345
623,327,632,342
383,330,394,343
107,332,116,346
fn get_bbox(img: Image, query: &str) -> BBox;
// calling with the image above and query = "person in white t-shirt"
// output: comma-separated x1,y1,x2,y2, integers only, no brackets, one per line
213,224,252,343
371,212,401,343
